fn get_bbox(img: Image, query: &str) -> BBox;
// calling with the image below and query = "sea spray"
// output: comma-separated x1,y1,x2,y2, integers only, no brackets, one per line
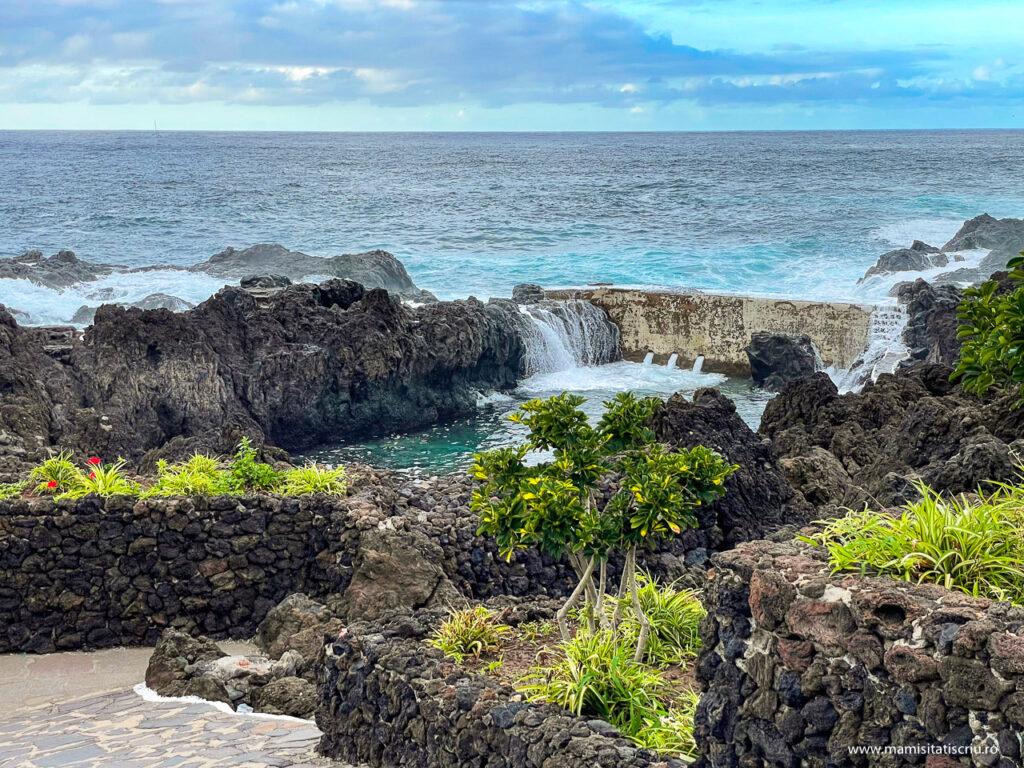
666,353,678,369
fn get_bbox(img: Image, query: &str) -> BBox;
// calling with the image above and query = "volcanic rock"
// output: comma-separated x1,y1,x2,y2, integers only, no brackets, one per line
745,331,822,391
650,388,812,545
240,273,292,289
860,241,948,281
70,293,196,326
511,283,546,304
760,363,1024,508
0,250,123,289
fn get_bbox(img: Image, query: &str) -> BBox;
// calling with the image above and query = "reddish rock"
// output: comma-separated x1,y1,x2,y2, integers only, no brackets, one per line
884,644,939,683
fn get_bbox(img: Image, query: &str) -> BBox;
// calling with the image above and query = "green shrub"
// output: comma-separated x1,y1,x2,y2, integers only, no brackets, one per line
0,482,26,501
952,251,1024,402
228,438,282,491
614,572,705,665
61,457,139,499
801,483,1024,604
640,690,700,761
29,451,79,494
280,462,347,496
143,454,231,497
427,606,511,663
472,392,736,659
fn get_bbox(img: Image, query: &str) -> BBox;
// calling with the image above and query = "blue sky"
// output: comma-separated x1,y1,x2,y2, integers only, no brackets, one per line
1,0,1022,130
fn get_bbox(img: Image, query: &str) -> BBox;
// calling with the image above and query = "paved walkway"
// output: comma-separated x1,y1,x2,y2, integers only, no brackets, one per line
0,648,340,768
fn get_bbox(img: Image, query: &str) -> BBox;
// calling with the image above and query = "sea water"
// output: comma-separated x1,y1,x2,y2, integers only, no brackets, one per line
2,130,1022,472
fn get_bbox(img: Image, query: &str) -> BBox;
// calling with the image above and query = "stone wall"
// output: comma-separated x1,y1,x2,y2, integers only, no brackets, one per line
547,288,873,375
316,608,686,768
695,539,1024,768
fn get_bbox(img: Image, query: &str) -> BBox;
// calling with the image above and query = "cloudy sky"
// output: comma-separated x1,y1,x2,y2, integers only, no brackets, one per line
1,0,1022,130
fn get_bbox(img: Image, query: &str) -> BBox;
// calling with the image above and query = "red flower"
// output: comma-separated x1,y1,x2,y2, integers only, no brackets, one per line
89,472,96,479
46,481,58,489
87,457,101,465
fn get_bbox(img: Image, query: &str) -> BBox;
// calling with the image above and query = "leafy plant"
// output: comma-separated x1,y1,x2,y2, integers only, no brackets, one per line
518,629,699,761
143,454,231,497
484,657,504,675
0,482,26,501
472,391,735,660
427,606,512,664
640,690,700,762
228,438,282,491
613,572,705,665
801,482,1024,604
952,251,1024,403
62,457,139,499
29,451,79,495
280,462,347,496
518,619,558,645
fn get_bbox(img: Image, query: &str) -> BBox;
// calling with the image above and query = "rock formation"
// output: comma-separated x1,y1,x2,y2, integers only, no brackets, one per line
0,250,125,289
70,293,196,326
651,389,812,547
932,214,1024,285
860,240,947,281
744,331,822,391
0,279,525,473
760,363,1024,509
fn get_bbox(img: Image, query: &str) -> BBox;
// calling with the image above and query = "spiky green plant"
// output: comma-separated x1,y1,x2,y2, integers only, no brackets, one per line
801,482,1024,604
143,454,231,497
640,690,700,762
0,482,26,501
427,606,512,664
61,458,139,499
29,451,79,494
280,462,347,496
613,572,705,665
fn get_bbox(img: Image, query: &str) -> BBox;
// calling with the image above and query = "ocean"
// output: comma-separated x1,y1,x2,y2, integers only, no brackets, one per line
2,130,1021,472
2,130,1024,319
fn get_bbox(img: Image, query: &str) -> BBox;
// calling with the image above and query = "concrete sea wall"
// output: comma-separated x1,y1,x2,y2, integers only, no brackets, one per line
548,288,875,375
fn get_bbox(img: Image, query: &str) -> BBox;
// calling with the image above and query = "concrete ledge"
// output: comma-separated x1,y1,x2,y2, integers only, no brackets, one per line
548,288,874,376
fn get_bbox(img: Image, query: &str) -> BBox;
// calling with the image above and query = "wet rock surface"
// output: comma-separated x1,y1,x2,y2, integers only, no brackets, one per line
695,538,1024,768
759,363,1024,509
0,250,125,289
745,331,822,391
861,240,947,281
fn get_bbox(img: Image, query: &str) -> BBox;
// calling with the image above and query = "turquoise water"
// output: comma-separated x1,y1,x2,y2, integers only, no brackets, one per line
304,362,774,475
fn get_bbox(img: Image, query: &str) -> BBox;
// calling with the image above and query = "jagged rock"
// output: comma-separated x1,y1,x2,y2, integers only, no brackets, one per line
897,279,963,366
190,244,436,302
760,364,1024,507
145,628,226,695
333,526,464,621
511,283,546,304
240,273,292,289
0,250,123,289
861,241,948,281
942,213,1024,252
650,389,812,545
0,280,525,464
256,593,342,666
745,331,821,391
70,293,196,326
249,676,317,719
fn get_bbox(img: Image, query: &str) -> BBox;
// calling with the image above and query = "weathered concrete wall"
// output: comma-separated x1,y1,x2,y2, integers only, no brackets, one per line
548,289,874,375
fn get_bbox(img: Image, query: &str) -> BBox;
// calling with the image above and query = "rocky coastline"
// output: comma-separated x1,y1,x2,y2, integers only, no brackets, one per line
2,212,1024,766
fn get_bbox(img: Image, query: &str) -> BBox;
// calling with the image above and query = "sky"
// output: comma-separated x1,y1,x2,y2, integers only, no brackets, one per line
1,0,1022,131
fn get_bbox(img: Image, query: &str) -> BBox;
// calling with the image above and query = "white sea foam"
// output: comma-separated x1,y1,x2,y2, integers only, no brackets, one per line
133,683,314,724
517,359,726,397
0,270,228,326
870,218,964,249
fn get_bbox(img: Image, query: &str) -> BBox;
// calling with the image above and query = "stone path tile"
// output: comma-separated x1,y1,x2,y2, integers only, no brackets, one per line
0,688,341,768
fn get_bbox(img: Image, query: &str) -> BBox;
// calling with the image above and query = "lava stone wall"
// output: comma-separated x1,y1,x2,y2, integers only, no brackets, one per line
316,611,686,768
0,494,352,653
695,539,1024,768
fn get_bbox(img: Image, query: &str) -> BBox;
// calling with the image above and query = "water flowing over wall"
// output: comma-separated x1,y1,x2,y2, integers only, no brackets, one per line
828,304,910,393
516,299,621,375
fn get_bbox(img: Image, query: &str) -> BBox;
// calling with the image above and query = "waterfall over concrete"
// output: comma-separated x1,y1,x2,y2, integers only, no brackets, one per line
829,304,909,393
518,299,621,375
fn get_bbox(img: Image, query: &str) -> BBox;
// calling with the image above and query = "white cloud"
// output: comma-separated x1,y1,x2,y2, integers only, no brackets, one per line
620,83,638,93
973,65,991,81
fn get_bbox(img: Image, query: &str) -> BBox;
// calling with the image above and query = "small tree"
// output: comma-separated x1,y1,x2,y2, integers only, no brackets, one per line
472,392,736,661
953,252,1024,403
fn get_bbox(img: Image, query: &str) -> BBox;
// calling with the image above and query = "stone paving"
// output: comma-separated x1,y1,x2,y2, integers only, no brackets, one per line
0,687,334,768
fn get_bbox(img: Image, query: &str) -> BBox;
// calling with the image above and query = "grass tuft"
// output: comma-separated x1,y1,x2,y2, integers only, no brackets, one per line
427,606,512,664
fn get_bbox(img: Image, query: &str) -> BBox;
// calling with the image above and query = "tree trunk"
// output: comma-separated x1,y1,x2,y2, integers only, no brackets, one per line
627,548,652,663
556,556,597,642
